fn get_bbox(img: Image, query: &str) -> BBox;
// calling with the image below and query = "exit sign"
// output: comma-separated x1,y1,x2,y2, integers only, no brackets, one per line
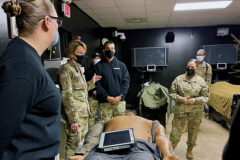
62,3,71,18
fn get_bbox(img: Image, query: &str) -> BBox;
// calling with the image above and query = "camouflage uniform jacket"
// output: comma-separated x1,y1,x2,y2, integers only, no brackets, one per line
59,61,95,124
196,61,212,86
170,73,209,113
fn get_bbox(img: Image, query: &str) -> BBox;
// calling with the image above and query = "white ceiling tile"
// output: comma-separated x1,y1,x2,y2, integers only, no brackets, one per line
148,23,168,29
187,19,212,27
114,0,145,7
119,6,146,13
127,22,148,26
226,0,240,8
99,14,126,23
117,26,130,30
74,0,239,29
93,7,120,14
84,0,116,8
168,13,194,27
147,11,172,17
175,0,212,3
216,12,240,23
146,5,173,12
171,11,196,18
192,11,220,20
221,8,240,17
146,0,175,5
128,23,148,29
103,18,126,23
148,17,169,24
230,19,240,24
99,23,109,27
90,16,104,22
105,22,128,28
97,13,123,19
80,8,98,17
74,1,89,9
207,19,230,26
122,12,147,19
148,18,168,28
97,20,106,25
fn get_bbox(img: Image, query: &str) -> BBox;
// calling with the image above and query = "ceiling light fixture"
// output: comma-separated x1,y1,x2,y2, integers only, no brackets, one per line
174,1,232,11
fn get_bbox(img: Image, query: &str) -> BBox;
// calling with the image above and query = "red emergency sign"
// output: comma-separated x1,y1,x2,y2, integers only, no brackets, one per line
63,3,71,18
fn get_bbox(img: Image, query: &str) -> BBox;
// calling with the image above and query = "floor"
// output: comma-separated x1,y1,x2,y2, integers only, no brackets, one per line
166,114,229,160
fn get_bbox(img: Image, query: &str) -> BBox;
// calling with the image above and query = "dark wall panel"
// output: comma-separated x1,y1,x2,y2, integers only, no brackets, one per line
114,25,240,106
0,0,11,57
56,2,102,68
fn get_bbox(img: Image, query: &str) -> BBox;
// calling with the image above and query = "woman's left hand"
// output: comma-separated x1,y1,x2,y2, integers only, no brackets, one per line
92,73,101,84
188,98,196,104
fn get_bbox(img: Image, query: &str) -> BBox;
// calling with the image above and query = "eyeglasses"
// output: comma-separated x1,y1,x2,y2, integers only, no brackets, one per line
49,16,63,27
39,16,63,27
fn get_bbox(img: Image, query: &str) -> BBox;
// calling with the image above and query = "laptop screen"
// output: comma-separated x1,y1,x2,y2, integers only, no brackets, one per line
103,130,131,146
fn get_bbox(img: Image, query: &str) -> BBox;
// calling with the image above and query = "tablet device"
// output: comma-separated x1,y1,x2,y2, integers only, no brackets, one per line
98,128,135,152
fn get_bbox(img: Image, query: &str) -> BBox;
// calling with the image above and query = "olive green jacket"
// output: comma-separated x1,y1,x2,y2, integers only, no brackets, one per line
139,83,172,115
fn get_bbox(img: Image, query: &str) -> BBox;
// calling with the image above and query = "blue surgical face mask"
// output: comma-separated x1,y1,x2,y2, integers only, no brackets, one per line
196,56,204,62
93,59,101,66
52,30,59,46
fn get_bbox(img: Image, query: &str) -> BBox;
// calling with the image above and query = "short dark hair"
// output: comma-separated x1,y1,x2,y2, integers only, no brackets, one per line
197,49,206,55
92,52,101,59
104,40,115,48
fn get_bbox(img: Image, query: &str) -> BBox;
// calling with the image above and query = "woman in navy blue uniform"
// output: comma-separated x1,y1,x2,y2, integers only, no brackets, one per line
0,0,62,159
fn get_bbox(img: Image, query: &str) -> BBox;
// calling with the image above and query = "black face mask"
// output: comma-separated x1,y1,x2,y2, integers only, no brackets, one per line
186,68,195,76
75,55,85,64
105,50,114,58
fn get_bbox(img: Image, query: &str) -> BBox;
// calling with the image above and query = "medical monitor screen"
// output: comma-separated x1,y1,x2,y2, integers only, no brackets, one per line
204,44,237,64
132,47,167,67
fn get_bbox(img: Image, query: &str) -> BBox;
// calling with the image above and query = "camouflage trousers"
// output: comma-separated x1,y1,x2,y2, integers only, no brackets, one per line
170,111,203,148
64,117,89,159
97,101,126,121
88,96,99,128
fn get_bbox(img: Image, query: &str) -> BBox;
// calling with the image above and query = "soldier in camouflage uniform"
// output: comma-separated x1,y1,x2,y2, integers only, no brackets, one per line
196,49,212,117
169,59,209,160
59,40,101,159
196,49,212,86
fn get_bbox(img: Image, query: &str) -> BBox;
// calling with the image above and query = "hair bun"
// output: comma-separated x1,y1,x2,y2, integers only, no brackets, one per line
2,1,21,17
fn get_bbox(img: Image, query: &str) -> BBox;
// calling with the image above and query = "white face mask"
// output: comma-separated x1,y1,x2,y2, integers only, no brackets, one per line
93,59,101,65
196,56,204,62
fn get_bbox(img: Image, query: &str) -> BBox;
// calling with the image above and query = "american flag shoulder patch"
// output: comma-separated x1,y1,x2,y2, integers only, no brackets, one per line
60,73,67,78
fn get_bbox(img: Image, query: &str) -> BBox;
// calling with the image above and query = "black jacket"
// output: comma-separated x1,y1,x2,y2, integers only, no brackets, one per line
0,38,61,159
95,56,130,103
84,64,97,96
222,95,240,160
84,64,96,82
